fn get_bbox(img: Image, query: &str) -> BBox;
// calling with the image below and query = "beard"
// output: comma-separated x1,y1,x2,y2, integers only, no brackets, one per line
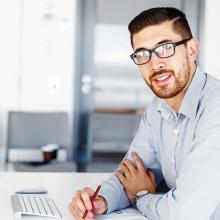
145,62,191,99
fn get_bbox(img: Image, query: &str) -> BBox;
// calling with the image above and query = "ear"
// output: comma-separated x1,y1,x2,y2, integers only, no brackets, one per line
187,38,200,62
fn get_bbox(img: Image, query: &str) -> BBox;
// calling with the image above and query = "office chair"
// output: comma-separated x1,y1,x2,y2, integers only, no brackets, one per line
5,111,75,172
88,112,141,154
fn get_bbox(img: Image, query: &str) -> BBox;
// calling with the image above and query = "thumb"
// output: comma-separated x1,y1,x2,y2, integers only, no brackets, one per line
93,196,107,215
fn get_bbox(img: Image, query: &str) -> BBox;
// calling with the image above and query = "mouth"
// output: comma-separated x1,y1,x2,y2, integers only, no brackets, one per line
152,74,172,86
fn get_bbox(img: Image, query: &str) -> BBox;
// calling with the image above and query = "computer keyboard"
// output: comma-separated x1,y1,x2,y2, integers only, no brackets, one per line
11,194,62,218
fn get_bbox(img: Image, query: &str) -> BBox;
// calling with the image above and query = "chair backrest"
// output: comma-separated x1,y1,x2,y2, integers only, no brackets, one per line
6,111,69,161
88,112,141,153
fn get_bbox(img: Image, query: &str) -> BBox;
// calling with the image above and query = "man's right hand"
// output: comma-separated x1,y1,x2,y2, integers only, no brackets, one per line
68,187,108,220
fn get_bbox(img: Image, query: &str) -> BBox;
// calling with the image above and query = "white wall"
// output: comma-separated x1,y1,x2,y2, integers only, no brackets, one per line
0,0,77,150
202,0,220,78
0,0,21,148
20,0,76,111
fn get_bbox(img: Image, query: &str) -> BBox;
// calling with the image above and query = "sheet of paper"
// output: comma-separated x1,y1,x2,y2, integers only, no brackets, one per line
97,207,147,219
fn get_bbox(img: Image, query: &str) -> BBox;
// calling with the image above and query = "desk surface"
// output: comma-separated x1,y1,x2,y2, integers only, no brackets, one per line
0,172,111,220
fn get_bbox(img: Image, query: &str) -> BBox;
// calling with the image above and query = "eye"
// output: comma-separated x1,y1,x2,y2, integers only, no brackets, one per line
133,50,151,64
163,43,173,50
135,50,150,58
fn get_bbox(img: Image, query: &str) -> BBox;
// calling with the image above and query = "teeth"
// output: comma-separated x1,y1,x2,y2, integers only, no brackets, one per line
156,75,169,81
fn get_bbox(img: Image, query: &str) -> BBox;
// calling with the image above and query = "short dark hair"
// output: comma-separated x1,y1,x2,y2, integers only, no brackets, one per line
128,7,193,47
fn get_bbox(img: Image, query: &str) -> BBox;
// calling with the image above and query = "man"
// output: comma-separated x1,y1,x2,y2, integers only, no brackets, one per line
69,7,220,220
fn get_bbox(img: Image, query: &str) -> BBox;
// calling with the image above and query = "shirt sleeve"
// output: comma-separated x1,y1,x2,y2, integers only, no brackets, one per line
99,108,161,213
136,98,220,220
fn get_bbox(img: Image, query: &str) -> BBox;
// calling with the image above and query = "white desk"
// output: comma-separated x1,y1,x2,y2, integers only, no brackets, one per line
0,172,146,220
0,172,111,220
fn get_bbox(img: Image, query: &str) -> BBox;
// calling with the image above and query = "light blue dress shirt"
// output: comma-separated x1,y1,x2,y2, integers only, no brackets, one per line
99,67,220,220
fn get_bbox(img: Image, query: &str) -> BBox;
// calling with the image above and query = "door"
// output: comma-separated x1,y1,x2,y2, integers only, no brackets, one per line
73,0,200,171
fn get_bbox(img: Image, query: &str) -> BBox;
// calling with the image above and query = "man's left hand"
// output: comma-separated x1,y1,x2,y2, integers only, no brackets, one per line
115,151,156,204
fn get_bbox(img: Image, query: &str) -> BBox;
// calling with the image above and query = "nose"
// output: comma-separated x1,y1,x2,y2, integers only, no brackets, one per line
149,52,166,71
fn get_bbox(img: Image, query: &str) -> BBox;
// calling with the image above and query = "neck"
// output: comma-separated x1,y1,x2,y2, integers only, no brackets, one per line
165,64,196,113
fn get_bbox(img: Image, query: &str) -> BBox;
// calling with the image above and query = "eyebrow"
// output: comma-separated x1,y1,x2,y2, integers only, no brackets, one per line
134,39,173,53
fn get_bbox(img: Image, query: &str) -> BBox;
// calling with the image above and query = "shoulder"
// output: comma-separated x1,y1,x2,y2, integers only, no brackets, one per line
196,73,220,132
202,73,220,100
197,73,220,111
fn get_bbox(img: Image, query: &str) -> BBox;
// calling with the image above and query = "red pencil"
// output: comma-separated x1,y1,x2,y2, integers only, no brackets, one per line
83,185,101,219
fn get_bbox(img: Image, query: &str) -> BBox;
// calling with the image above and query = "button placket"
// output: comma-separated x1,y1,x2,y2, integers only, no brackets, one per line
171,120,182,175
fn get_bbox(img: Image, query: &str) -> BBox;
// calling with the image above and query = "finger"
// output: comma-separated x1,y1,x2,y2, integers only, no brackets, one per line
68,202,75,216
94,195,108,215
70,188,95,219
93,200,102,214
148,170,156,184
68,202,83,220
75,187,94,198
122,159,137,175
115,170,127,186
75,189,83,196
86,210,95,219
120,162,132,178
116,167,125,176
83,187,94,196
71,190,88,213
69,197,81,214
73,196,86,213
74,206,84,219
132,151,145,172
81,193,93,211
82,187,95,207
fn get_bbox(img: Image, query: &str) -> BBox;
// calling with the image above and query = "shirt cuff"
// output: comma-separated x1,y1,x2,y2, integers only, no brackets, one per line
99,175,131,214
136,193,163,219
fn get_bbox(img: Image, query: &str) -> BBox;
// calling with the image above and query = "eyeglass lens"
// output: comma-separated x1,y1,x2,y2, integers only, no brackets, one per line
133,43,175,65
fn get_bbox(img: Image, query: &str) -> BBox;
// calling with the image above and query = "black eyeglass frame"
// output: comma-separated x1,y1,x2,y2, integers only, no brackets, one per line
130,38,192,65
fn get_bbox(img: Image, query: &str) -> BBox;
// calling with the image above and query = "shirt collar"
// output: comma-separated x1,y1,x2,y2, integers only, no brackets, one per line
155,66,207,120
155,98,177,120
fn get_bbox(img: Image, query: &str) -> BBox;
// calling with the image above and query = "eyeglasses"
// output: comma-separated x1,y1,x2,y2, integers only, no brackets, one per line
130,38,191,65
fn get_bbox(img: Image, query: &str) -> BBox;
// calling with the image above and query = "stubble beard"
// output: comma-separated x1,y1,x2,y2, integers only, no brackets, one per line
145,62,191,99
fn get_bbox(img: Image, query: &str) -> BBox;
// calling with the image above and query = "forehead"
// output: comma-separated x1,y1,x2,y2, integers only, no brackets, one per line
132,21,182,50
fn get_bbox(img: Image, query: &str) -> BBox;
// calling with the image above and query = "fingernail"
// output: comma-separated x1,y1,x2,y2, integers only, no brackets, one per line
87,211,94,218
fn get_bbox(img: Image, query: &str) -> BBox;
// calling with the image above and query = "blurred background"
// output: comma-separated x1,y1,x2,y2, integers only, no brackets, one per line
0,0,218,172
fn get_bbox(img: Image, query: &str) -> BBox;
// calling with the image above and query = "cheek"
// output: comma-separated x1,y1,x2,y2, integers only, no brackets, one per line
167,58,183,74
174,50,189,65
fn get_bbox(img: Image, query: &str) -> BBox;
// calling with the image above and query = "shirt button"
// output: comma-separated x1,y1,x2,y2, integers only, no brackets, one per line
174,129,179,134
171,158,175,163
